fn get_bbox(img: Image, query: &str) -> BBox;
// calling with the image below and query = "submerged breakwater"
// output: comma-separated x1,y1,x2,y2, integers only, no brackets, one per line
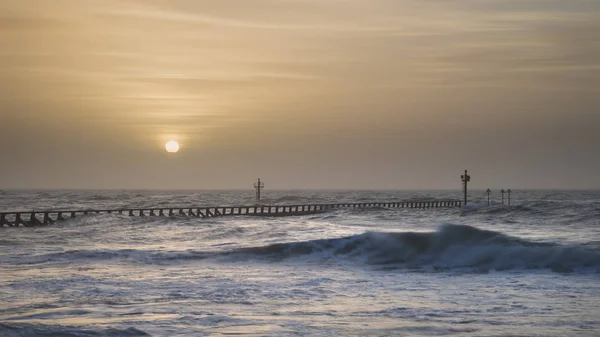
0,200,462,227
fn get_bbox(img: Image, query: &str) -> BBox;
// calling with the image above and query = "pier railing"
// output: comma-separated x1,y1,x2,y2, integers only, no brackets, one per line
0,200,462,227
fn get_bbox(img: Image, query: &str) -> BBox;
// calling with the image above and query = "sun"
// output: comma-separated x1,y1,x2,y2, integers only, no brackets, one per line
165,140,180,153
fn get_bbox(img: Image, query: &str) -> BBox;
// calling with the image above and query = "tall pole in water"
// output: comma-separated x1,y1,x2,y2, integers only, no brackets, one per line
507,189,512,206
254,178,265,201
461,170,471,206
486,188,491,206
501,189,505,205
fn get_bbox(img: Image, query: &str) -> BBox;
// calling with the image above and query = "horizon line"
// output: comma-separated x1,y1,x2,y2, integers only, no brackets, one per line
1,187,599,192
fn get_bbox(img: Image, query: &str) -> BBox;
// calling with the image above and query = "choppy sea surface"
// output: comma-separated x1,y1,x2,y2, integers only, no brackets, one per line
1,190,599,336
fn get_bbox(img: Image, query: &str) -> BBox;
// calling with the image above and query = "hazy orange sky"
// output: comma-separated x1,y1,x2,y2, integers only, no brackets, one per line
1,0,599,189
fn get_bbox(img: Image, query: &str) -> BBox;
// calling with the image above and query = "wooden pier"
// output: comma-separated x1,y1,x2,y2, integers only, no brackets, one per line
0,200,462,228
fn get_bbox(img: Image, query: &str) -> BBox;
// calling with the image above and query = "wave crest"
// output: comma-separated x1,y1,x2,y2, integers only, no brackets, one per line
14,224,600,273
229,224,600,272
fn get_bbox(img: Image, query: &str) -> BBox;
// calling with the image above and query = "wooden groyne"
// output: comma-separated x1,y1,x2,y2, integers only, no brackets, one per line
0,200,462,227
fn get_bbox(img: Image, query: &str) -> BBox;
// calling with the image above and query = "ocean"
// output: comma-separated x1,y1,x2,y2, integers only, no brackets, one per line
1,190,599,336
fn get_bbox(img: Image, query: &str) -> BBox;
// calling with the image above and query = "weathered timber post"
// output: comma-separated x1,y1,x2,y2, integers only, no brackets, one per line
507,189,512,206
486,188,491,206
254,178,265,201
15,213,25,226
29,213,41,226
501,189,506,205
461,169,471,206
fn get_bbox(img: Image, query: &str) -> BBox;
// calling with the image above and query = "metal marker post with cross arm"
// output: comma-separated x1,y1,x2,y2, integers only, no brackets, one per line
461,170,471,205
254,178,265,201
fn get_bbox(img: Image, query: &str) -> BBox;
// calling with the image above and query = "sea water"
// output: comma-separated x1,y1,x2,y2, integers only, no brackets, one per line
1,190,599,336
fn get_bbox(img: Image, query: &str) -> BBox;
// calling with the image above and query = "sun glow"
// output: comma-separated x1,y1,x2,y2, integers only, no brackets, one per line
165,140,180,153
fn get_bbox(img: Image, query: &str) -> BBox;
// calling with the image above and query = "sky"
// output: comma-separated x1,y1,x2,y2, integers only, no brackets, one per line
1,0,599,190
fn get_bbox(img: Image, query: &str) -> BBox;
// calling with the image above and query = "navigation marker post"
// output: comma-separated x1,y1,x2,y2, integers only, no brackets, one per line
507,189,512,206
501,189,506,205
254,178,265,201
486,188,491,206
461,170,471,205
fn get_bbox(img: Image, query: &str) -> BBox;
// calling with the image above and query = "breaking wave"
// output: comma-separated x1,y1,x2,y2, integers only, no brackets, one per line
230,224,600,272
14,225,600,273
